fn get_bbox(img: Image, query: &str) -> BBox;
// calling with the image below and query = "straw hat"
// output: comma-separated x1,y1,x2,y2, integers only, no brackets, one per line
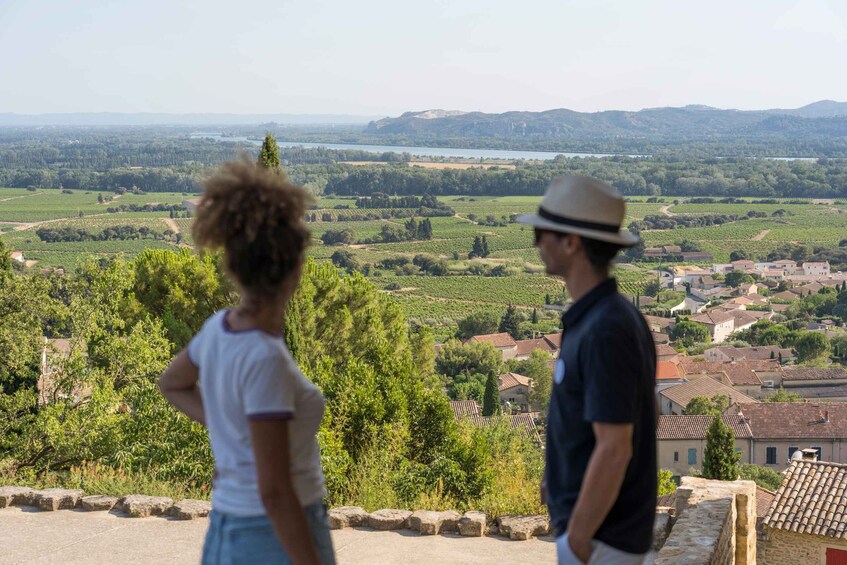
517,175,639,247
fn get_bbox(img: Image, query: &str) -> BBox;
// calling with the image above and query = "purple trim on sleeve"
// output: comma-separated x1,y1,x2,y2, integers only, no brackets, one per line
247,411,294,421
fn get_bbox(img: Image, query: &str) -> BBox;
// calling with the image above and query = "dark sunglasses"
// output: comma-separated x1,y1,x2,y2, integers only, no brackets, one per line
533,228,567,244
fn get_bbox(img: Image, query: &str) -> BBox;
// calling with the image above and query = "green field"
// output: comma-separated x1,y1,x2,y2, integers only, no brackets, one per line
4,189,845,334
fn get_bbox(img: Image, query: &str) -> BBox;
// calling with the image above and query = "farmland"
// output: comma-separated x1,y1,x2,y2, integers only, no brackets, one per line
2,187,846,337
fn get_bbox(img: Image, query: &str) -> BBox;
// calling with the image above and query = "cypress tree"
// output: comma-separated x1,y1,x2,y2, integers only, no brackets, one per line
257,132,282,173
531,308,538,324
470,236,484,259
483,373,500,416
703,415,740,480
481,235,490,258
499,304,520,338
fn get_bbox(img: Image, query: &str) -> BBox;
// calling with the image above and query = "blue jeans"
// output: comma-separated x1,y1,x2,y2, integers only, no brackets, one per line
202,502,336,565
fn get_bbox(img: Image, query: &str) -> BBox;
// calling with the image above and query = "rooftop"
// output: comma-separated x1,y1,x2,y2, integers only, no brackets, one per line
468,333,516,349
659,377,756,408
498,373,530,391
782,367,847,382
657,414,753,440
737,403,847,439
763,459,847,538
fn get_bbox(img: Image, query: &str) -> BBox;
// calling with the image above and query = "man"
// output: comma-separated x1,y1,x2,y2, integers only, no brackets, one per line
518,176,656,564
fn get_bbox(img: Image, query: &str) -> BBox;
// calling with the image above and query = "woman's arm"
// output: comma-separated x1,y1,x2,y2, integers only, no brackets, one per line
158,349,205,425
250,418,320,565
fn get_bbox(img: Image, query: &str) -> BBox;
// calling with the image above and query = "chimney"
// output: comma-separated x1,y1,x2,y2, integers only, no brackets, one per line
825,410,830,423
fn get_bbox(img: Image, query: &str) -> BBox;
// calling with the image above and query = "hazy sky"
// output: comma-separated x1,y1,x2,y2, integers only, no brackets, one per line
1,0,844,116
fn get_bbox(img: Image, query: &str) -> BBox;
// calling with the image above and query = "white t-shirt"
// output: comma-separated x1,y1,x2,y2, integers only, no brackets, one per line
188,310,327,516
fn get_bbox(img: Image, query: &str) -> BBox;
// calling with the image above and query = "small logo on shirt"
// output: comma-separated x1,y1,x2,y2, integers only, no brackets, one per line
554,358,566,385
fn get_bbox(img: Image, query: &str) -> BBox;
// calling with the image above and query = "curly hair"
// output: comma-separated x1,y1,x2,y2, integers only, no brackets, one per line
192,158,312,295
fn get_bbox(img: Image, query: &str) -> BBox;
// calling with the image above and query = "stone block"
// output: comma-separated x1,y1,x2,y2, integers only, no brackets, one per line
328,506,369,529
367,509,412,530
81,495,119,511
0,486,35,508
458,511,487,537
167,499,211,520
439,510,462,533
409,510,445,535
653,512,672,550
497,515,550,540
36,488,85,511
119,495,173,518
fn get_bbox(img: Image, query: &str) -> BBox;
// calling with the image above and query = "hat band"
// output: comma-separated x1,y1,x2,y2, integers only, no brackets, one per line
538,206,620,233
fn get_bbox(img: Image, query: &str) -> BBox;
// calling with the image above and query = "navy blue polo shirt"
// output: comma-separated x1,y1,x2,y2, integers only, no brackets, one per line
546,278,657,555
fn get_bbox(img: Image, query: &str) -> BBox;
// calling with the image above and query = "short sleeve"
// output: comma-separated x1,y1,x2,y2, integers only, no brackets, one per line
583,330,640,424
242,353,297,420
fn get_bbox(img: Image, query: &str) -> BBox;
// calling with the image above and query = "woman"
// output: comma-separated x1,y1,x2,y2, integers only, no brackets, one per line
159,158,334,565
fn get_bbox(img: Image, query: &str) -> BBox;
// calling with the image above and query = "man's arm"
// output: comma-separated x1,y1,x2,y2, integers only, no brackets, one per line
565,422,633,563
158,349,205,425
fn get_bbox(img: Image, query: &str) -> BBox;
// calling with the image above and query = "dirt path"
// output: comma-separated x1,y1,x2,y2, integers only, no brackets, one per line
752,229,770,241
164,218,180,234
659,204,676,217
0,191,44,203
454,213,477,224
9,212,116,232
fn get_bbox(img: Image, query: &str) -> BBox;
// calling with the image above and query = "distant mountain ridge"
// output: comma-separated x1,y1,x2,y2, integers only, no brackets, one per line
364,101,847,140
0,112,386,126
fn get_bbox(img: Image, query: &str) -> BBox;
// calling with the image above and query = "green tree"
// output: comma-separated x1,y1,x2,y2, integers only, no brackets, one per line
725,270,755,288
670,320,711,347
683,394,730,416
794,332,831,362
762,386,805,403
435,339,502,382
482,373,500,416
702,415,740,480
739,463,783,491
469,236,484,259
257,132,282,171
456,311,499,339
498,304,521,338
0,237,11,279
658,469,677,496
512,349,553,413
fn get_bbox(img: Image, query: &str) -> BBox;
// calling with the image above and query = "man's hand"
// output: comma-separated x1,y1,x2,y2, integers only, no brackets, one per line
567,532,592,564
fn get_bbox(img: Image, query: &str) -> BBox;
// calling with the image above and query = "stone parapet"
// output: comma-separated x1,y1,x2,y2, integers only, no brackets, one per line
655,477,756,565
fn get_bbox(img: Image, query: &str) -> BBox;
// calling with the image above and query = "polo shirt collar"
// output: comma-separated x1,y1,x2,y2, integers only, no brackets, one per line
562,278,618,330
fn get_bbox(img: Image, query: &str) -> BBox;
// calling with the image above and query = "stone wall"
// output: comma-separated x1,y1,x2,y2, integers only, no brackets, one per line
758,527,847,564
655,477,756,565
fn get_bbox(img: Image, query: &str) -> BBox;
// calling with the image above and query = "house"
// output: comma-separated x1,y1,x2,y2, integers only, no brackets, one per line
10,251,24,263
759,459,847,564
735,403,847,471
691,275,720,290
467,333,518,361
656,414,754,476
690,310,736,343
644,315,674,335
498,372,532,412
658,377,757,415
542,333,561,350
735,283,759,296
656,344,680,364
731,260,756,272
652,332,671,345
704,345,794,364
680,359,784,398
513,337,557,360
679,251,713,262
802,262,831,277
774,259,798,274
727,310,759,334
771,290,801,302
655,361,686,395
782,367,847,387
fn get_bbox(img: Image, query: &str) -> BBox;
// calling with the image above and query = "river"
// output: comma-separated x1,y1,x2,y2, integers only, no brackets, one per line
190,133,642,160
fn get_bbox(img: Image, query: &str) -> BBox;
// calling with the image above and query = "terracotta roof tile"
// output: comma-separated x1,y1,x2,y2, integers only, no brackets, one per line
514,338,556,356
469,333,517,348
764,460,847,537
659,377,757,407
737,403,847,439
657,414,753,439
782,367,847,382
656,361,682,381
543,333,562,349
449,400,479,420
680,359,781,386
757,487,776,518
498,372,531,391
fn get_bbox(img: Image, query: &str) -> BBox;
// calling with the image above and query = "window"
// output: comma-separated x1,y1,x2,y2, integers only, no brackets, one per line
766,446,777,465
813,446,823,460
688,448,697,465
674,451,679,462
788,446,799,460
